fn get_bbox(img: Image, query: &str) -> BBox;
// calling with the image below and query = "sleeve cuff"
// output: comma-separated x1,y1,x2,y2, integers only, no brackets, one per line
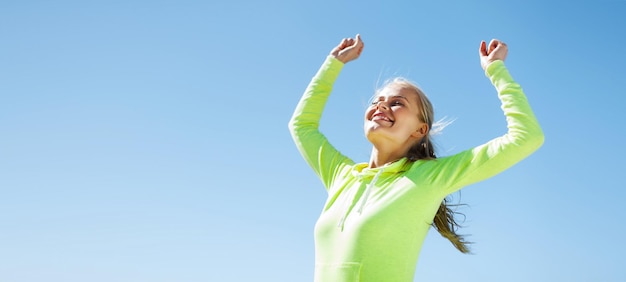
326,55,345,72
484,60,515,92
312,55,344,83
484,60,505,77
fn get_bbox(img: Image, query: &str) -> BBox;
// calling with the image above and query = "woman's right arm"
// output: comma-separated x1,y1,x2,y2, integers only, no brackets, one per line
288,35,364,190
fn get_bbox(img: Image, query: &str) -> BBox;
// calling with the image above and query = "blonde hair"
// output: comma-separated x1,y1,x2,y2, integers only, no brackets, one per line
377,78,471,253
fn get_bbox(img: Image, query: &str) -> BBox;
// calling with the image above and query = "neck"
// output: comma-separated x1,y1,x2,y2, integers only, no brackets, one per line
368,145,408,168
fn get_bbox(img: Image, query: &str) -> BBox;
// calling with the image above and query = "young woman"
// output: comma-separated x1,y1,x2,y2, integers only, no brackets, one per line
288,34,544,282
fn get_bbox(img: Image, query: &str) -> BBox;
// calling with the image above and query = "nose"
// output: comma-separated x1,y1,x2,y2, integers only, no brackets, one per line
376,101,389,110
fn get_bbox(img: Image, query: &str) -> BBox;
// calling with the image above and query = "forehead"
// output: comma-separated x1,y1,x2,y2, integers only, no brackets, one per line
376,86,419,101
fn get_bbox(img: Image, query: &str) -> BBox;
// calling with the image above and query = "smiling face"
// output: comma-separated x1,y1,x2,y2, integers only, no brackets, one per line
364,83,429,149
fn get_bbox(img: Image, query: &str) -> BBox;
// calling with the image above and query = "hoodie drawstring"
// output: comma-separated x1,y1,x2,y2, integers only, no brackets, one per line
357,167,384,214
337,167,385,229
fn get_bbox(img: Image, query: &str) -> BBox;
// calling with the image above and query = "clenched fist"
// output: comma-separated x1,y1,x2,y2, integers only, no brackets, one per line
479,39,508,70
330,34,364,64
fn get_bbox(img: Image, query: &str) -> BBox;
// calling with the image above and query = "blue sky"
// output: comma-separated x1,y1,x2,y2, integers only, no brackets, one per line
1,1,625,281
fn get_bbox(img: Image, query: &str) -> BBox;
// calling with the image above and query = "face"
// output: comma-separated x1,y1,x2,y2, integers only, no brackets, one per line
364,85,428,147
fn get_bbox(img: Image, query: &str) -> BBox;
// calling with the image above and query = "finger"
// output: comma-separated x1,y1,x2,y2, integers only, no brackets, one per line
479,40,487,56
488,39,499,53
342,38,349,46
493,41,506,52
496,41,507,50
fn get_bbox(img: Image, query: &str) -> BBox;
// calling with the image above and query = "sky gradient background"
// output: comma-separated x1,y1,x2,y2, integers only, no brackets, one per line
1,1,625,281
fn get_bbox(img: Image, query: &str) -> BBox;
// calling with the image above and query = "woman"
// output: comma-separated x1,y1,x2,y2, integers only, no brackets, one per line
288,34,544,282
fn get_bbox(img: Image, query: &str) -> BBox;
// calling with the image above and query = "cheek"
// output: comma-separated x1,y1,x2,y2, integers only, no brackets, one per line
396,111,421,128
364,107,375,120
363,108,376,131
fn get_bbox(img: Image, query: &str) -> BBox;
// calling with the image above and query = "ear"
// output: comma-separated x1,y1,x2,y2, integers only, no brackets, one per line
411,123,429,138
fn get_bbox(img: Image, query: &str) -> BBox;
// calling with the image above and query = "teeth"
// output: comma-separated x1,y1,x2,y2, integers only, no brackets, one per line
373,114,392,122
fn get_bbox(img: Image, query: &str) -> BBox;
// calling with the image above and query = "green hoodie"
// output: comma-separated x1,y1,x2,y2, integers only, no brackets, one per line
289,56,544,282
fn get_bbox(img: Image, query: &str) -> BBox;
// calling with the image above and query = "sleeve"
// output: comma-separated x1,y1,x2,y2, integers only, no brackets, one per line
288,56,355,191
415,60,545,195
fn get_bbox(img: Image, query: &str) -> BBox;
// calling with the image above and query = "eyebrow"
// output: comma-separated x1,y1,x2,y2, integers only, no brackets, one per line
375,95,411,102
391,95,410,102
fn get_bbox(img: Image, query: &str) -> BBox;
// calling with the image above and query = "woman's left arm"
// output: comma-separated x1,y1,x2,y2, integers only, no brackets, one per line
419,40,545,194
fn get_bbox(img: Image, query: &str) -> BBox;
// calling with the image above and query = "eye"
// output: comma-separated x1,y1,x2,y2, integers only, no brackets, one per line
391,100,404,106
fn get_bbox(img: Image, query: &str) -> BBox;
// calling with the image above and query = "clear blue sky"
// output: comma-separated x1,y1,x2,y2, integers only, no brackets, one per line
1,1,625,281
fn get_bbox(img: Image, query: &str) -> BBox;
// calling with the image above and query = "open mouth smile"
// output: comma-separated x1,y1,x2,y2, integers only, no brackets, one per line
371,112,394,124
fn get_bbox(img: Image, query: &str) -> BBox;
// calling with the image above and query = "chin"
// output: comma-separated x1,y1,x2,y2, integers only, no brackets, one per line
364,127,384,142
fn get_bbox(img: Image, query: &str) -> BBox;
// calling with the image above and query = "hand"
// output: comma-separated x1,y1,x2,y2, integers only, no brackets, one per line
479,39,508,71
330,34,364,64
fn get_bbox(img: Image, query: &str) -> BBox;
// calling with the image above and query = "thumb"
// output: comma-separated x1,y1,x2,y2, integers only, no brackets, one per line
355,34,364,54
355,34,364,48
479,40,487,56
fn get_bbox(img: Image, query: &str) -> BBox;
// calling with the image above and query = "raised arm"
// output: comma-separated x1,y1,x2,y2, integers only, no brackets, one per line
414,39,545,195
288,35,364,190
